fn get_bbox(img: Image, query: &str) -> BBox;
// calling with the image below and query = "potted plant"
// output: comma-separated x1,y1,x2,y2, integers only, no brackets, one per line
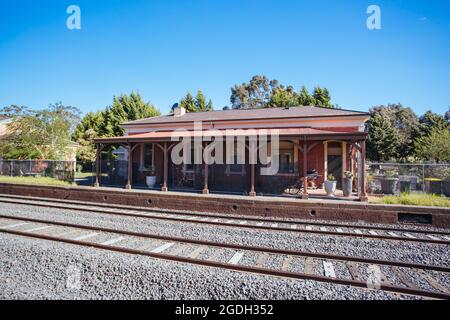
324,174,337,197
343,171,353,197
381,169,399,195
146,168,157,188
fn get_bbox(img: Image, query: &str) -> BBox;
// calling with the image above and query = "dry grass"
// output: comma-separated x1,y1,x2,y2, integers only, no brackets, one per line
373,193,450,208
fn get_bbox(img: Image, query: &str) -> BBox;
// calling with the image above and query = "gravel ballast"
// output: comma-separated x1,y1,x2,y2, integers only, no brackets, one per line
0,234,419,300
0,202,448,300
0,202,448,267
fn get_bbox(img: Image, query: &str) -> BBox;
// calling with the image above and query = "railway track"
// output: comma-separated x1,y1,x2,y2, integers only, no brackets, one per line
0,214,449,299
0,194,449,245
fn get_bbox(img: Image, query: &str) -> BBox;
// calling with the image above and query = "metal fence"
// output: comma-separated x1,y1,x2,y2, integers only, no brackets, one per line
96,160,129,187
0,159,78,182
2,159,449,197
367,163,450,197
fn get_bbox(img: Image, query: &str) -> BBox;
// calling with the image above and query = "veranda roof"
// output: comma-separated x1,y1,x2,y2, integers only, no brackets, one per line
94,128,367,144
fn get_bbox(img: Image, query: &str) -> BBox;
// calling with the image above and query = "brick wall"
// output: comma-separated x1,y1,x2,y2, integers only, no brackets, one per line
1,183,449,228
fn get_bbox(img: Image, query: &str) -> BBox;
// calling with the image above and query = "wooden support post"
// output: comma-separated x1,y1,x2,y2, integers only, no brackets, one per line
302,140,309,199
249,163,256,197
202,142,209,194
248,137,257,197
125,143,133,190
350,145,355,191
349,145,354,177
162,142,168,192
342,141,347,188
203,162,209,195
323,141,328,180
94,145,100,187
360,140,368,202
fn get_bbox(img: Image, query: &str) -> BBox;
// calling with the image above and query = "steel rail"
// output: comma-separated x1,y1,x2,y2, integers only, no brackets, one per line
0,214,449,273
0,225,449,300
1,194,449,236
0,196,449,245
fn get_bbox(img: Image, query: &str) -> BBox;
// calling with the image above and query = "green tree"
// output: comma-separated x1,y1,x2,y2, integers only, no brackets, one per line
230,84,250,109
268,86,297,108
230,75,332,109
414,127,450,163
369,104,420,159
231,75,279,109
366,112,402,162
179,91,214,112
418,110,449,136
297,86,315,106
108,92,160,136
0,103,80,160
312,87,332,108
73,92,160,162
73,111,104,140
75,129,98,162
180,92,197,113
194,90,213,112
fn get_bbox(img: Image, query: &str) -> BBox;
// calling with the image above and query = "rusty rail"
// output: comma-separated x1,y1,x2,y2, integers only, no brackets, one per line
0,195,449,245
0,213,448,272
0,216,449,300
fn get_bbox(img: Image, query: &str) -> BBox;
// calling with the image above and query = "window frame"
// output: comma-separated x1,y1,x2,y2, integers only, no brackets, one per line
279,151,295,174
183,144,198,173
140,143,154,171
225,142,246,176
259,141,297,176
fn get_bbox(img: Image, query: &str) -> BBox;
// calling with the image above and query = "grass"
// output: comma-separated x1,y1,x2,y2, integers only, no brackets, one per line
373,193,450,208
0,175,73,187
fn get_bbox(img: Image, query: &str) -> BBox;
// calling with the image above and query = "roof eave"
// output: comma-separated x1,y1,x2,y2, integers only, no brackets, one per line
122,113,370,127
94,131,368,144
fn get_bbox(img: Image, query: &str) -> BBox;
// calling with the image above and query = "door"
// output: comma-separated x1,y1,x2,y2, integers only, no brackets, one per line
327,142,343,189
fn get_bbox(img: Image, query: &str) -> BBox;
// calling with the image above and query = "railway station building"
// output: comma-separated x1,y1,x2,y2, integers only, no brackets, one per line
94,106,370,201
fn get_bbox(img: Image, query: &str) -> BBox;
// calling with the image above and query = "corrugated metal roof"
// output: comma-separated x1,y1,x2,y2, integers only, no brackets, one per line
123,106,368,126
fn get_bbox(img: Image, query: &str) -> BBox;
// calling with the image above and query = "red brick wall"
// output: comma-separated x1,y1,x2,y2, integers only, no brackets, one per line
130,144,164,185
2,183,449,228
297,143,325,186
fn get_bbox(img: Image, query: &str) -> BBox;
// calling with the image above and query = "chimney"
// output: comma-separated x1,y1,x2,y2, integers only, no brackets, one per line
174,106,186,117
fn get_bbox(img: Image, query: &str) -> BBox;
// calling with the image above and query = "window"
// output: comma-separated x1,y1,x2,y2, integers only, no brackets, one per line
268,141,296,175
141,144,154,170
184,147,195,172
279,151,294,173
226,143,246,175
183,144,198,173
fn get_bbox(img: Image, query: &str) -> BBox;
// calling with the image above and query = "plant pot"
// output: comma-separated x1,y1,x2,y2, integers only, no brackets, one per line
381,178,399,195
443,180,450,197
324,181,337,196
425,179,443,195
343,177,353,197
146,176,156,188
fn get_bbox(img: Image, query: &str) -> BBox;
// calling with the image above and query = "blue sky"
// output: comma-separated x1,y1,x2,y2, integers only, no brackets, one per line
0,0,449,116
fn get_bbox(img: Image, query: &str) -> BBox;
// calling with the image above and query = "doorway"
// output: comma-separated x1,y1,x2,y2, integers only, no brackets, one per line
327,142,343,189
